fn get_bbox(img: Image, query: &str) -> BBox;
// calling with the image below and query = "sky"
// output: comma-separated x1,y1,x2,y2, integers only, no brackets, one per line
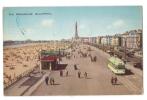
3,6,142,41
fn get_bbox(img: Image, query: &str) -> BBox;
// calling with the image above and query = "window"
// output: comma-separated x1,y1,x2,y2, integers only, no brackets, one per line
109,60,124,69
108,60,116,68
117,65,125,69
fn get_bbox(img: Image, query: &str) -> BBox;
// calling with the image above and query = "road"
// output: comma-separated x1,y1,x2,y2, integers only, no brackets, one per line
31,43,143,95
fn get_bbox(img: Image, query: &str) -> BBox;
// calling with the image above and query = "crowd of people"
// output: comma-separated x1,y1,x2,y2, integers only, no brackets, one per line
45,76,55,85
44,44,119,86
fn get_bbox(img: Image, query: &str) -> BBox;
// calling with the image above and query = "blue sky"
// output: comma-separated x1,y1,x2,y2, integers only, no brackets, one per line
3,6,142,41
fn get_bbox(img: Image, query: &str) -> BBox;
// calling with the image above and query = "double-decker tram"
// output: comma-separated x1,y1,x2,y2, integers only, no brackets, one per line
108,57,126,74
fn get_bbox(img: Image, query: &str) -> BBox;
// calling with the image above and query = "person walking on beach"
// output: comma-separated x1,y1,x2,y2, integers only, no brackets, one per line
45,76,49,85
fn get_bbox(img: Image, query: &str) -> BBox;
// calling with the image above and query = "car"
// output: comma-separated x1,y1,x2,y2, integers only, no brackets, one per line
133,62,143,70
127,53,134,57
119,49,124,52
107,50,114,56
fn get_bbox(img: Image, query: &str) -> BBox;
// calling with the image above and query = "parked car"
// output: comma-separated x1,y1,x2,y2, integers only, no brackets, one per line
107,50,114,56
127,53,134,57
134,62,143,70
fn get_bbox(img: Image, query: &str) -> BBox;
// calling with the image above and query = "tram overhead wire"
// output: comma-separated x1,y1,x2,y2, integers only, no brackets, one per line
16,16,26,35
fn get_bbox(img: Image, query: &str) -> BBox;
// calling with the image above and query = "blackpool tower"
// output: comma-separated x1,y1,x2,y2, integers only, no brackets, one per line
75,21,79,39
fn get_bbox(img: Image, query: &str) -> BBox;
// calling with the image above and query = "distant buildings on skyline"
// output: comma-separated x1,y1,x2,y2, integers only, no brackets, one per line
73,22,142,49
4,21,142,50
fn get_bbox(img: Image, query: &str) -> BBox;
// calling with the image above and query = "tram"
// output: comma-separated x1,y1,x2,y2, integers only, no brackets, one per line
108,57,125,74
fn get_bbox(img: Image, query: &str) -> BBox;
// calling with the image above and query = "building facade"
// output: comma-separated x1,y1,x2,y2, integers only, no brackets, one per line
111,35,121,47
96,36,102,45
101,36,106,45
81,37,89,43
121,29,142,49
89,37,96,44
101,36,112,45
136,29,143,49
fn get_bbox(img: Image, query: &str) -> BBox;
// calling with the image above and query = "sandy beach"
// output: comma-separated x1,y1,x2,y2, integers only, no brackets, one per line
3,42,71,88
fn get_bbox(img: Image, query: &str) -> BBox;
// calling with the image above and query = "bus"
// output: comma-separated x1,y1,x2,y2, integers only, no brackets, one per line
108,57,125,74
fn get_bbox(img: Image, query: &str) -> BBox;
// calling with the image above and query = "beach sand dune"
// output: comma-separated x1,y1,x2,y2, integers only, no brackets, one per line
3,42,71,88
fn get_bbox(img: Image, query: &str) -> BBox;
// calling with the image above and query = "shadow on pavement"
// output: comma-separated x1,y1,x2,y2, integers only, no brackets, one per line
53,83,60,85
124,68,134,75
113,83,122,85
53,64,68,71
86,77,92,79
49,83,60,85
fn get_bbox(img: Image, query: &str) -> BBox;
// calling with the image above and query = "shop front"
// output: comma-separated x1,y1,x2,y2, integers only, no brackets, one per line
40,51,59,70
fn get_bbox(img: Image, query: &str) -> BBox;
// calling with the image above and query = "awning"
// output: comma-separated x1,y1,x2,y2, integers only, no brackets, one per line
41,56,58,62
41,50,59,56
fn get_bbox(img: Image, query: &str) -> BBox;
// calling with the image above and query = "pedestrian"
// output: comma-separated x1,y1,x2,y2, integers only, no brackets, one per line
52,77,55,85
111,77,114,85
59,57,62,62
50,77,53,85
74,64,77,70
78,71,81,78
66,70,68,77
94,56,97,62
45,76,49,85
84,72,88,78
114,76,118,85
60,70,63,77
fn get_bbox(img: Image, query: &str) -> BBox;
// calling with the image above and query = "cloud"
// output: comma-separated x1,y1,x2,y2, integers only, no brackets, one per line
107,19,126,29
41,19,54,28
113,19,125,27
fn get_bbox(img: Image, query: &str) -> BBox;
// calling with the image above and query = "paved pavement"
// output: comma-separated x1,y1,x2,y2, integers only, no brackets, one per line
31,43,143,95
4,77,30,96
4,68,44,96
